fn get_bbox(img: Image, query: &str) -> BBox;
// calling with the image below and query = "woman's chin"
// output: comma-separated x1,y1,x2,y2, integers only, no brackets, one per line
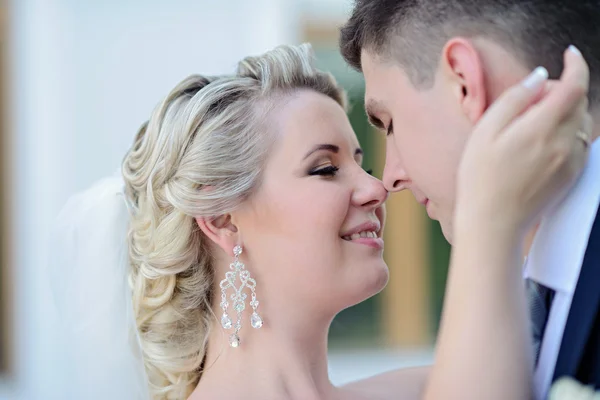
366,262,390,296
346,262,390,307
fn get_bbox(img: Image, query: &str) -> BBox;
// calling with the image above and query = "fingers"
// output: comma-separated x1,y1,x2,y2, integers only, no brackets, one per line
527,80,557,108
534,46,590,126
574,110,594,152
505,46,590,152
560,46,590,108
475,67,548,137
502,46,591,194
518,82,589,149
577,99,593,140
564,99,589,151
515,87,588,155
586,113,598,142
567,110,592,184
548,93,590,185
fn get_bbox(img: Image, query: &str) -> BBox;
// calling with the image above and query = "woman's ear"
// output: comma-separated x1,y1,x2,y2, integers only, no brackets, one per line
195,214,239,256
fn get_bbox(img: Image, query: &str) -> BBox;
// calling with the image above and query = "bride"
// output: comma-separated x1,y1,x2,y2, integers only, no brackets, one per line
50,43,591,399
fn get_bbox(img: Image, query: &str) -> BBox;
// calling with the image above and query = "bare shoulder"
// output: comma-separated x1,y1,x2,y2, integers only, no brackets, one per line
340,366,431,400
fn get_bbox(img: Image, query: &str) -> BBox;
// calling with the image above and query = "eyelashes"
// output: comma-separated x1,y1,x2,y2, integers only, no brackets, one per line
308,166,374,177
309,166,340,177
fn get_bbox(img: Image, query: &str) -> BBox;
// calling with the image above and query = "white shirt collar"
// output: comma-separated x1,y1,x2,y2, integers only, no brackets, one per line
524,140,600,293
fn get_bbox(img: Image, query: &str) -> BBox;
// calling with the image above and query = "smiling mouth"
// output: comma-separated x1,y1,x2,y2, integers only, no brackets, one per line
341,230,384,250
342,230,378,241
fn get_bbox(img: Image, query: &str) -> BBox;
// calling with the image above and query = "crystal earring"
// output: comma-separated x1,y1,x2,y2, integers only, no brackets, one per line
219,245,263,347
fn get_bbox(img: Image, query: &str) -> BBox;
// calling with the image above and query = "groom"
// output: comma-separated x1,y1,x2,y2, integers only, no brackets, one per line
340,0,600,398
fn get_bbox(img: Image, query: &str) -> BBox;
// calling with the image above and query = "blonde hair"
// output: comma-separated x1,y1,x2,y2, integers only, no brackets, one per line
122,43,346,399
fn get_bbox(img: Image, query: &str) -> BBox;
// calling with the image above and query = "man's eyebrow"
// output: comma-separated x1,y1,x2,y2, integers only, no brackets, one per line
364,99,385,130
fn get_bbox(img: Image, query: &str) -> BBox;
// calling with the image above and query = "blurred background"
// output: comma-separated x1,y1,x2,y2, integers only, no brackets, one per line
0,0,451,398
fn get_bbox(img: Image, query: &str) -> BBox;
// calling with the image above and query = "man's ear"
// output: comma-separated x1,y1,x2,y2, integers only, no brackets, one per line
195,214,239,257
441,37,487,123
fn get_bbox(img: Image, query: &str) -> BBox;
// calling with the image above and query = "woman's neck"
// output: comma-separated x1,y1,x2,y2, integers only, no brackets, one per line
191,313,337,400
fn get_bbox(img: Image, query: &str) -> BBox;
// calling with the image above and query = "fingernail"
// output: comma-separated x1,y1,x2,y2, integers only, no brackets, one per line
568,44,582,57
522,66,549,89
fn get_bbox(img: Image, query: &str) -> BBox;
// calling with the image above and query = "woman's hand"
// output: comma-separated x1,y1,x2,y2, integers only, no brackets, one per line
456,45,593,239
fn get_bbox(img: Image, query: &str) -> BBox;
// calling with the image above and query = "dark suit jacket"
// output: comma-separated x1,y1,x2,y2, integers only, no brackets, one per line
552,203,600,388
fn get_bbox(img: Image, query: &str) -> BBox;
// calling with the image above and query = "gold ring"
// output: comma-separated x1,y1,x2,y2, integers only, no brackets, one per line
576,130,592,148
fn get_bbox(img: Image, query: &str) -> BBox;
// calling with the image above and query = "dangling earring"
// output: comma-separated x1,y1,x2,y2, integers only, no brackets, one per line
219,245,263,347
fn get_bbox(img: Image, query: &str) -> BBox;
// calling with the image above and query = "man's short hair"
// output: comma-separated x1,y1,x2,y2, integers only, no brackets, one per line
340,0,600,104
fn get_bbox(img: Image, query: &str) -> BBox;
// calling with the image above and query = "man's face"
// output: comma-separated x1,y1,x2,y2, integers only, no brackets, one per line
362,51,472,243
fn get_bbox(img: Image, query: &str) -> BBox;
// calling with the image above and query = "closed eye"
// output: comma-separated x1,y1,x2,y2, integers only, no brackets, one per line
309,165,339,177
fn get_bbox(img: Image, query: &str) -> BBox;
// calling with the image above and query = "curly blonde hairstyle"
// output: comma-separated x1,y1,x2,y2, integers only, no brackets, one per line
121,43,347,399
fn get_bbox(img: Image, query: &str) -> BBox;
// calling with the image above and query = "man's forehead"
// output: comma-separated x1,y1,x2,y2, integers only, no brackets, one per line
360,47,382,71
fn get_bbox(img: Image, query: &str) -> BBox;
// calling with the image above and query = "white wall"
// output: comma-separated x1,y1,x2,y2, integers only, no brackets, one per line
302,0,353,22
4,1,299,398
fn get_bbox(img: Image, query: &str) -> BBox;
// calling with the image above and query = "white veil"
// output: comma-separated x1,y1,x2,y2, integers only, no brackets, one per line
47,172,149,399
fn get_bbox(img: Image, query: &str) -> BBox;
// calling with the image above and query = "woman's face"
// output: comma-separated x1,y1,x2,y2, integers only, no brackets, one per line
234,89,388,320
